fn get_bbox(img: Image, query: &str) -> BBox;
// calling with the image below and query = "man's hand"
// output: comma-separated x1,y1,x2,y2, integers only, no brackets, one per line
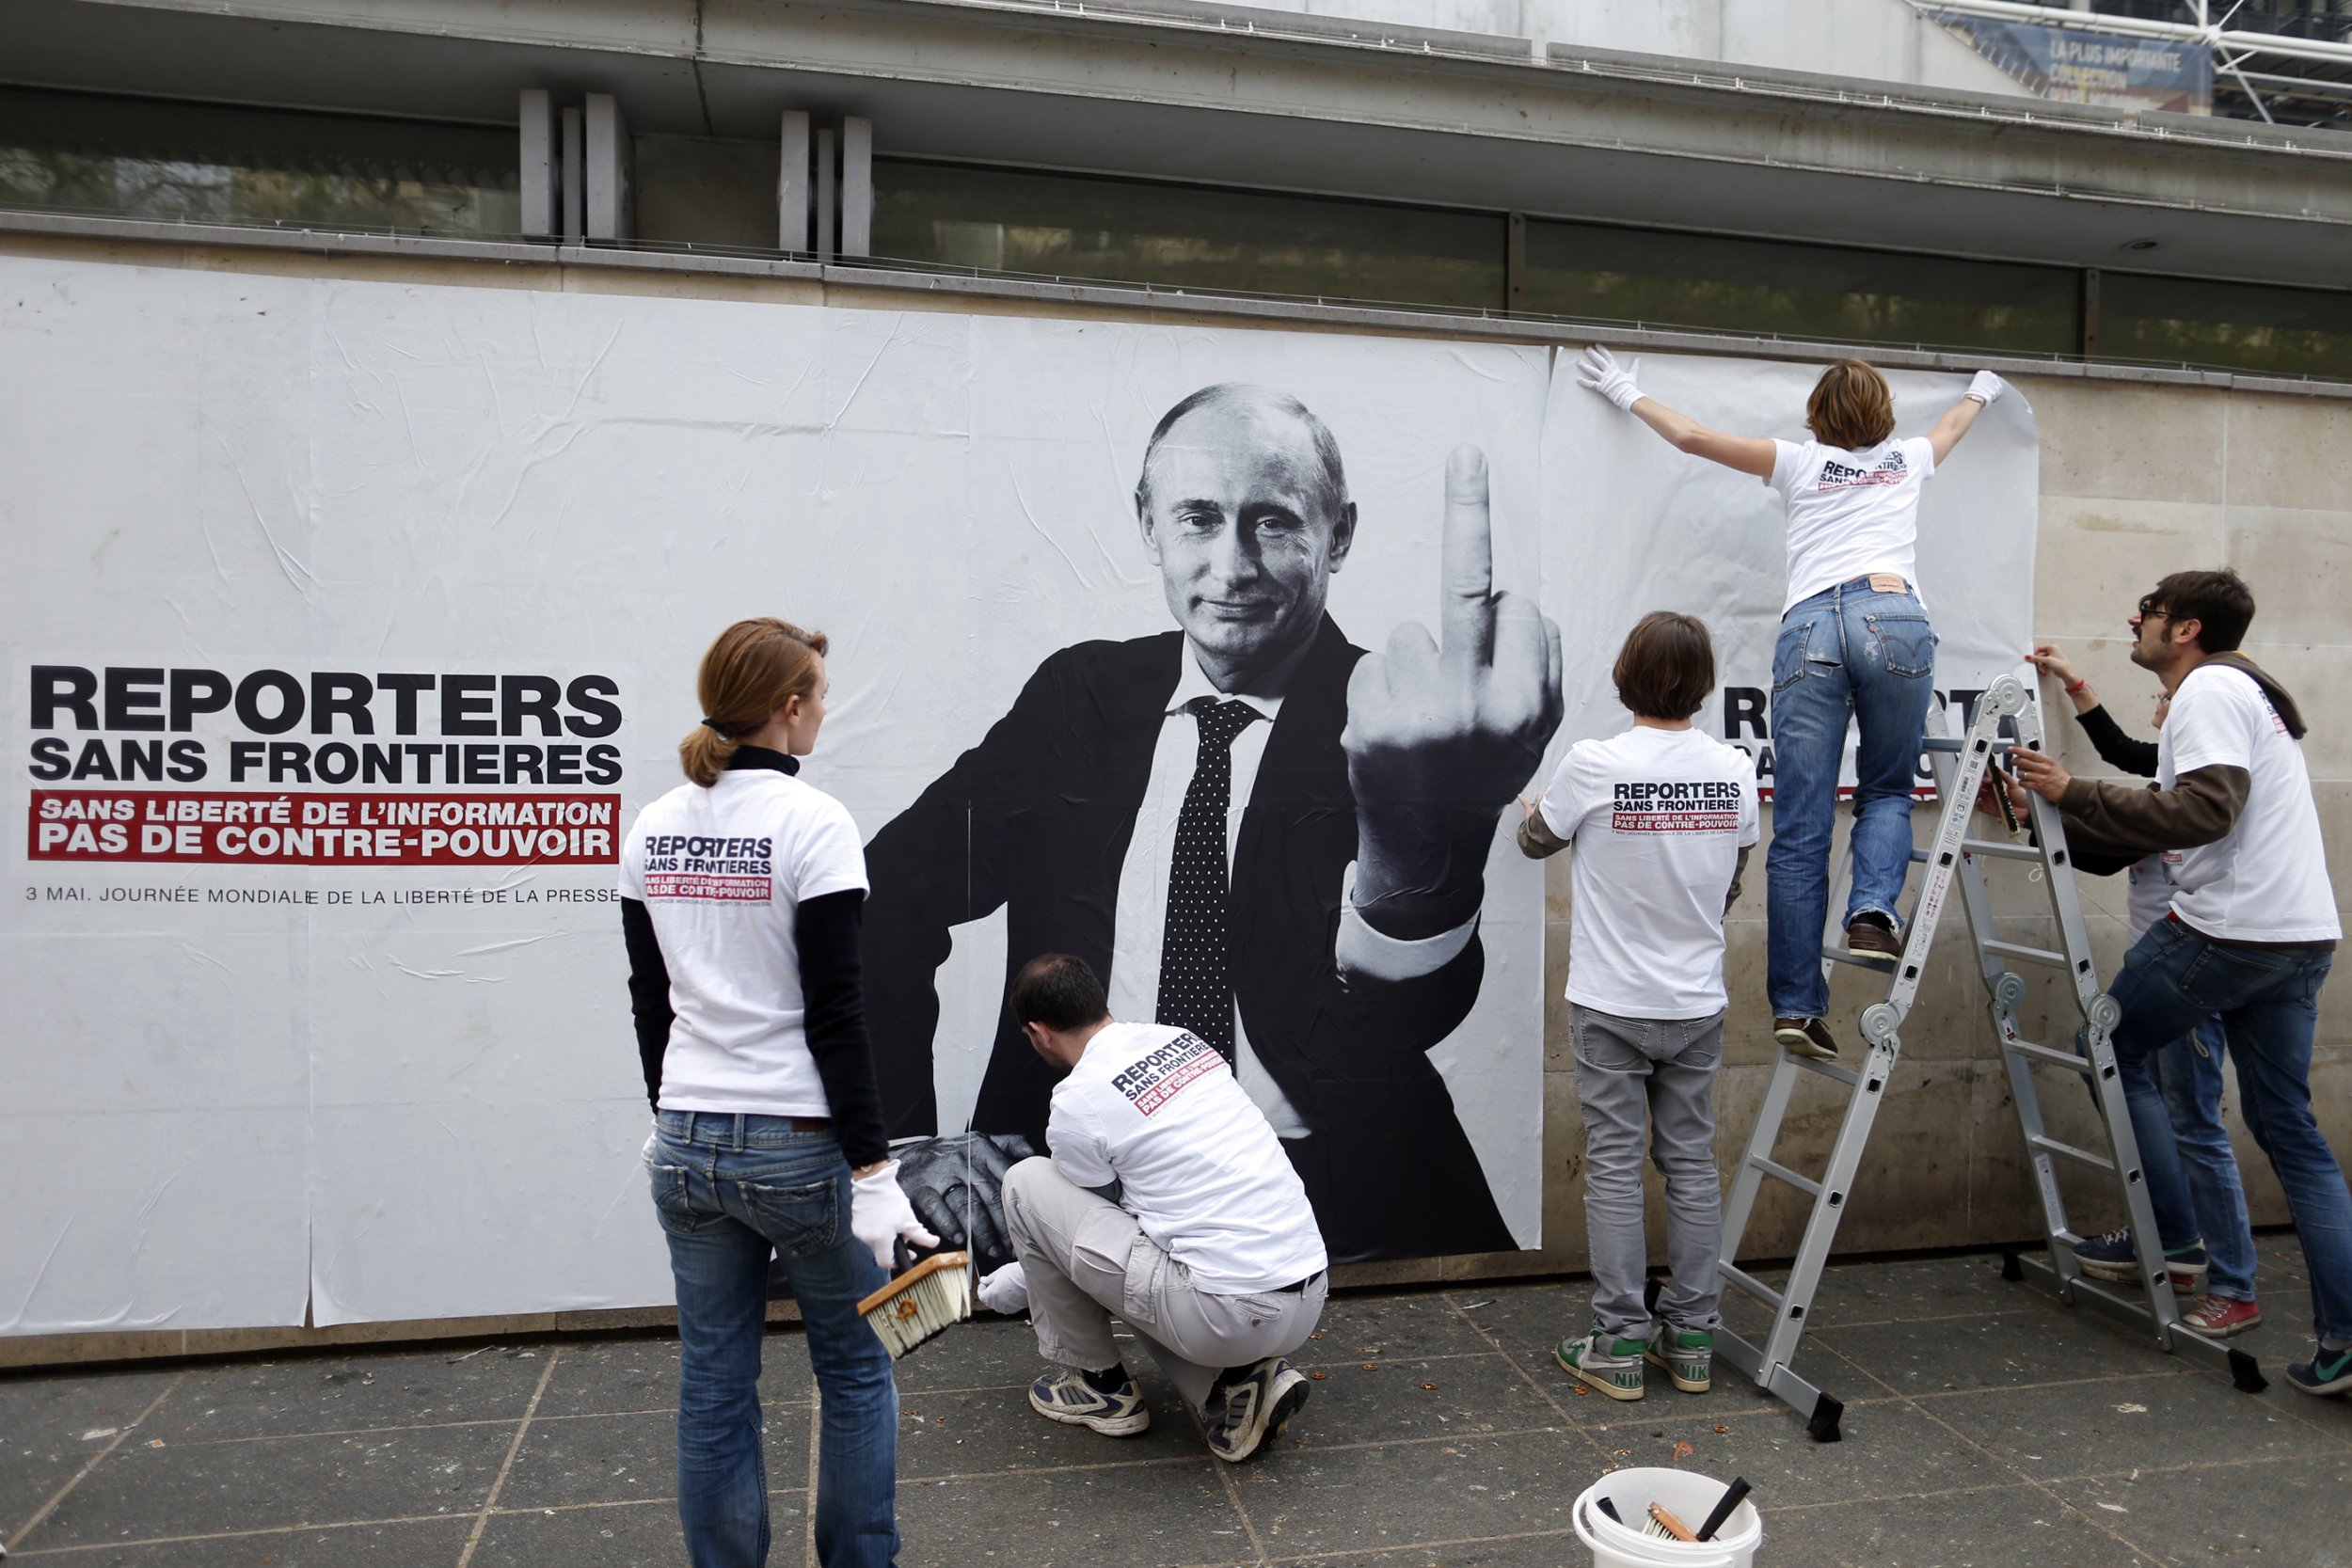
977,1262,1029,1316
2026,643,2081,688
2005,745,2073,802
890,1132,1035,1274
1344,447,1564,940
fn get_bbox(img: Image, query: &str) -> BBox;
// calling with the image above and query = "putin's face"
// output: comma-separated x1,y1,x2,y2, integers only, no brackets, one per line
1136,397,1356,688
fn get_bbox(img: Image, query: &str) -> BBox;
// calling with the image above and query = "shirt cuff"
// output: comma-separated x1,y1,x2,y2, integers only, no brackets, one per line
1337,861,1480,982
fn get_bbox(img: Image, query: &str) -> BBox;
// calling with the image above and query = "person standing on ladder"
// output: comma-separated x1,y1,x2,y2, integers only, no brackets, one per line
1518,611,1759,1402
2007,571,2350,1400
2025,641,2263,1340
1577,348,2003,1061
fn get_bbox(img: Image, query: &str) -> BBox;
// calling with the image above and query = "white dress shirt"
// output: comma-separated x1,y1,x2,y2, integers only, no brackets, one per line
1105,641,1479,1138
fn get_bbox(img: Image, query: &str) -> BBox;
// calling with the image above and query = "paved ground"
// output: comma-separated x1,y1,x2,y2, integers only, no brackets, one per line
6,1244,2348,1567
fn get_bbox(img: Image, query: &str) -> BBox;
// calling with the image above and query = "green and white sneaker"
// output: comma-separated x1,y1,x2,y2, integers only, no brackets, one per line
1556,1331,1646,1401
1646,1323,1714,1394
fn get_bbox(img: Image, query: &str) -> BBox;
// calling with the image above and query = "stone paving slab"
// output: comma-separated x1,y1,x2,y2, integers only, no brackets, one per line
5,1248,2347,1568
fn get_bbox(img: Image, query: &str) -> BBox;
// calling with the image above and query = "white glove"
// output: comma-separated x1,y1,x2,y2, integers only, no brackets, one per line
849,1159,941,1270
1965,370,2006,405
1576,344,1645,412
640,1122,660,1172
977,1262,1029,1315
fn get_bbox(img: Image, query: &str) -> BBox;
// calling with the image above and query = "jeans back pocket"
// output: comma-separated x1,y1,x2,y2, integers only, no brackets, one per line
1772,617,1818,693
737,1171,844,1259
1863,612,1935,679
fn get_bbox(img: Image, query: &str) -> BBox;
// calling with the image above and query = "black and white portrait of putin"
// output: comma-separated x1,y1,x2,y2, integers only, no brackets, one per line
864,383,1563,1263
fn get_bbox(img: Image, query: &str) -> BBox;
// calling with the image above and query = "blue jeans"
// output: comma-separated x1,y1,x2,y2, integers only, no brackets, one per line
651,1111,899,1568
1766,578,1936,1019
2106,919,2350,1344
2145,1016,2260,1300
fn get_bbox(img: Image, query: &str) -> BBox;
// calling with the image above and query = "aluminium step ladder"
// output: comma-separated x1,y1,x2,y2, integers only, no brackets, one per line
1704,673,2261,1442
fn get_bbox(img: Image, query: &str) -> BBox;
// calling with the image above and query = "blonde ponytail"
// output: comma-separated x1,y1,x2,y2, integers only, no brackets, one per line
679,618,830,786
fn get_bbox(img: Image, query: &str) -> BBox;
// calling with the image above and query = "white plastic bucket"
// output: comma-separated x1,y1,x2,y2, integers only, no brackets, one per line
1571,1467,1762,1568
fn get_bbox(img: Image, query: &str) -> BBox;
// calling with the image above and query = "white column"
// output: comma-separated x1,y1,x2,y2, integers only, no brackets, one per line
584,92,633,242
779,110,812,253
840,116,873,259
518,89,558,238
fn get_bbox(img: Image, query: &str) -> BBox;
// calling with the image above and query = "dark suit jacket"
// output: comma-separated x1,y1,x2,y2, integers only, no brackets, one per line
862,615,1515,1261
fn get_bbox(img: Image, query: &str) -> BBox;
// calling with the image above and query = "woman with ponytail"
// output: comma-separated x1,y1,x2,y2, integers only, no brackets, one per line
621,617,932,1568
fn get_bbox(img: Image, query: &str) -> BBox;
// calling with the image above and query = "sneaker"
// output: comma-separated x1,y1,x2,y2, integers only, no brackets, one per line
1845,912,1903,965
2180,1295,2264,1338
1204,1357,1309,1463
2072,1227,2209,1291
1555,1331,1646,1402
1645,1323,1714,1394
1028,1368,1151,1436
2284,1344,2352,1398
1772,1016,1838,1062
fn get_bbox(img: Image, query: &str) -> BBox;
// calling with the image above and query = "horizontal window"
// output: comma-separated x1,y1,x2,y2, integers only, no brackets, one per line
2101,270,2352,380
1523,219,2083,356
872,159,1505,313
0,88,517,236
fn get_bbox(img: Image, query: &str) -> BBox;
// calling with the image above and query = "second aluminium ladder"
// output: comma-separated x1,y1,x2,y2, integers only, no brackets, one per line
1706,673,2260,1441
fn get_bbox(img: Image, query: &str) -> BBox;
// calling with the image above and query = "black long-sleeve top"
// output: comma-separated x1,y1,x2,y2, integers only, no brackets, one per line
2073,703,2158,779
622,749,889,1168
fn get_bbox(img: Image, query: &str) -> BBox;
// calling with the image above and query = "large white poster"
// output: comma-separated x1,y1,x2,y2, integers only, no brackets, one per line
4,260,1561,1331
4,263,2041,1335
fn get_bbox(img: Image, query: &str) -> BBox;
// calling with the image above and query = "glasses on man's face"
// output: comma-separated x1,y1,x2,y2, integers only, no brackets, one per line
2136,597,2173,624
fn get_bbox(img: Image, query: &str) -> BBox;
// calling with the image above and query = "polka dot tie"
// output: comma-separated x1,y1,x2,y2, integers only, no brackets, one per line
1156,697,1262,1064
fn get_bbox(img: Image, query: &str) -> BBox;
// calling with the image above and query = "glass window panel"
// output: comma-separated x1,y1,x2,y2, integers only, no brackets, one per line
1523,220,2081,356
872,159,1505,312
0,88,518,236
2101,271,2352,380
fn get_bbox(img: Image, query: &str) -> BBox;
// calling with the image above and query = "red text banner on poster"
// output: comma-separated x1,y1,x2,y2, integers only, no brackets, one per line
28,790,619,864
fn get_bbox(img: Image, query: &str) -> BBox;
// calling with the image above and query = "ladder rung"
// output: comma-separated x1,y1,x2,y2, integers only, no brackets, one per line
1962,838,2044,862
1981,939,2074,971
1748,1155,1822,1197
2029,1132,2117,1174
1822,948,1904,971
1921,736,1968,752
1717,1261,1783,1307
1786,1053,1861,1087
2004,1037,2093,1074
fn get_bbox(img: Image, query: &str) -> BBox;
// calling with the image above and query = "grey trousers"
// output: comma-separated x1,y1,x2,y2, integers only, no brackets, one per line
1569,1004,1726,1338
1000,1157,1327,1417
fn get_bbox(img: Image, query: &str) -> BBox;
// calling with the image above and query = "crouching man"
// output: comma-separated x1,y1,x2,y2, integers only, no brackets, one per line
977,952,1329,1462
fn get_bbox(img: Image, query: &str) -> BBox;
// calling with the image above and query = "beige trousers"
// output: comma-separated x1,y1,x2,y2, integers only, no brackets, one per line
1000,1157,1327,1416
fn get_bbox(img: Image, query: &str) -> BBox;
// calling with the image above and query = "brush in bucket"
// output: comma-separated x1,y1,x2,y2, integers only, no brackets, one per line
858,1248,974,1359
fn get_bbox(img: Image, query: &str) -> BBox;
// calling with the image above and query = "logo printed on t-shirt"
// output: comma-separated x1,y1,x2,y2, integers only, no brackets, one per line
1817,451,1909,491
1609,779,1742,833
641,832,774,902
1107,1031,1222,1116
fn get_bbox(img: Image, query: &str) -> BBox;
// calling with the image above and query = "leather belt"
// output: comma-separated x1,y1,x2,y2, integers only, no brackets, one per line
1276,1271,1325,1294
787,1116,832,1132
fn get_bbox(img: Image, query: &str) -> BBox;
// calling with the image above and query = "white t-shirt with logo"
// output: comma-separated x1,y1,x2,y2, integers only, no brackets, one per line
1047,1021,1327,1294
1768,436,1936,611
2157,662,2340,943
619,768,870,1115
1536,725,1761,1020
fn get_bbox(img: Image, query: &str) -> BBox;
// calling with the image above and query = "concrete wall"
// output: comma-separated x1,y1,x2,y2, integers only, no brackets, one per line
1229,0,2028,93
1,227,2344,1362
